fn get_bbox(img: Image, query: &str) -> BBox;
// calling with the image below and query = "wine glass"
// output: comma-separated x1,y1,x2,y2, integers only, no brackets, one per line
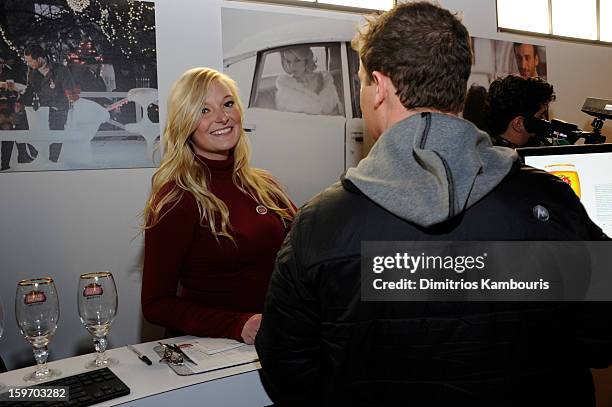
15,277,61,382
77,271,118,369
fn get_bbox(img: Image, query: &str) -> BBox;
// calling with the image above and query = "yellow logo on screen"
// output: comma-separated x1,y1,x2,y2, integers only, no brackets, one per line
545,164,581,198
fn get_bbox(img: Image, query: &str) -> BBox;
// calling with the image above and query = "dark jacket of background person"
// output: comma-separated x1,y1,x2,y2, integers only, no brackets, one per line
255,112,611,407
21,62,75,130
70,63,107,93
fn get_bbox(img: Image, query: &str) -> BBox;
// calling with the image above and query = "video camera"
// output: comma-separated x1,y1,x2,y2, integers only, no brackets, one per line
524,97,610,145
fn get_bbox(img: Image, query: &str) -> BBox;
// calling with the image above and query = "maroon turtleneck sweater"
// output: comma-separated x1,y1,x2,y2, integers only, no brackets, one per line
142,155,290,341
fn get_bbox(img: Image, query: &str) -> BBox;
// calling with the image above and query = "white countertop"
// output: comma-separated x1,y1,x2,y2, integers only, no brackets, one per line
0,336,271,406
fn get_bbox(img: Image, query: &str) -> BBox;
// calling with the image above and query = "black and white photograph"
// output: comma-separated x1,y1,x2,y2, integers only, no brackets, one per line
222,6,364,205
0,0,158,172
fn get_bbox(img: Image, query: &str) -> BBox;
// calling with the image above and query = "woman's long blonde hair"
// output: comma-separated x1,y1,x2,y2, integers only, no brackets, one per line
142,67,295,241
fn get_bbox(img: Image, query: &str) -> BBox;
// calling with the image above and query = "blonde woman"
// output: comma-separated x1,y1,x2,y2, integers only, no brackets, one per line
142,68,295,344
275,46,343,115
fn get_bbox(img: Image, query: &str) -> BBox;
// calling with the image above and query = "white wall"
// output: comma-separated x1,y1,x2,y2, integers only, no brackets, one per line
0,169,153,369
1,0,611,371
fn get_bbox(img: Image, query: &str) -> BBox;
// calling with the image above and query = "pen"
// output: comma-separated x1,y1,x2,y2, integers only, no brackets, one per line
127,344,153,366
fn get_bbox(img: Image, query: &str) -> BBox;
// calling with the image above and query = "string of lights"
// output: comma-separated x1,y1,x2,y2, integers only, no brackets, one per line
67,0,91,13
1,1,156,60
91,0,156,59
0,23,19,54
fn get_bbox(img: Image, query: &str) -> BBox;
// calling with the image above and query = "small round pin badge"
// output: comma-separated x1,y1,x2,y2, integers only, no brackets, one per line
533,205,550,222
256,205,268,215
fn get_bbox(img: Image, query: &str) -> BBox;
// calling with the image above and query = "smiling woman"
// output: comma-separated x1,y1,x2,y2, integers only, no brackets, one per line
191,80,242,160
140,67,296,344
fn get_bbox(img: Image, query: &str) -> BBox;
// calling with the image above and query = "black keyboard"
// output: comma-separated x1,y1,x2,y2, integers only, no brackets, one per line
0,367,130,406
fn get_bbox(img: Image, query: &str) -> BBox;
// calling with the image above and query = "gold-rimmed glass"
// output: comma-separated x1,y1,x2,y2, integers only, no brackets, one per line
15,277,61,382
77,271,118,369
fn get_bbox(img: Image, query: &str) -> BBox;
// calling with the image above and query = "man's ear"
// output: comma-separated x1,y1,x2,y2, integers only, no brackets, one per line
371,71,387,109
511,116,525,133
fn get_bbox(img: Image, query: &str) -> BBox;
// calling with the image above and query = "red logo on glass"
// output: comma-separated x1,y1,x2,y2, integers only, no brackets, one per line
83,283,104,297
24,291,46,305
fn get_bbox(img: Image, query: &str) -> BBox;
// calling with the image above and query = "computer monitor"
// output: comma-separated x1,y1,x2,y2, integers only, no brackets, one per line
517,144,612,237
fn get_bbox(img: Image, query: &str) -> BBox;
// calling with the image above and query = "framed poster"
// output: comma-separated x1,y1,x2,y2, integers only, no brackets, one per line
0,0,159,172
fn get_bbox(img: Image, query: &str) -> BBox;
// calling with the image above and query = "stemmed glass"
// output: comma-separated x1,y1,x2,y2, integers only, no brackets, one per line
77,271,118,369
15,277,61,382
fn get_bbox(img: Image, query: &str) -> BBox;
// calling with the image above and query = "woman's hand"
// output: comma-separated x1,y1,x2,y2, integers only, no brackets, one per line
241,314,262,344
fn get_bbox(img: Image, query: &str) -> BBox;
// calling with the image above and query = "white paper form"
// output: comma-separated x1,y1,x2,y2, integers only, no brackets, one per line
175,338,258,374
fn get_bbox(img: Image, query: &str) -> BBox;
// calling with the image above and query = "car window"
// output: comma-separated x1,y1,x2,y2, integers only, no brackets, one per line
347,47,362,119
250,43,345,116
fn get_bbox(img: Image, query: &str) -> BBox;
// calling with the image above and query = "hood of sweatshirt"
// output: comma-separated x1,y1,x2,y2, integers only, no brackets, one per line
345,112,517,227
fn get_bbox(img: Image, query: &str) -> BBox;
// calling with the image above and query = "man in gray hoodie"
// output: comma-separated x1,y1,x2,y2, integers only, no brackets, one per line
256,2,610,406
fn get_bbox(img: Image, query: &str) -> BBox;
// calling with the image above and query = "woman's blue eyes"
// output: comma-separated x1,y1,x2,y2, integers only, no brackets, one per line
201,101,234,114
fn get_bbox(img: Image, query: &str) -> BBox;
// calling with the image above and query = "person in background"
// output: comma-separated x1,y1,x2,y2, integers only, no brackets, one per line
0,109,13,130
1,53,26,85
114,63,137,92
113,63,137,125
255,2,610,406
513,42,540,78
484,74,555,148
69,57,110,109
462,83,489,132
0,55,20,170
2,54,28,131
69,58,107,93
141,67,295,344
20,44,76,162
275,46,343,115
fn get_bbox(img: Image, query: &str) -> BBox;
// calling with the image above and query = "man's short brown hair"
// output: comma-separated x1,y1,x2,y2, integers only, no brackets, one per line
352,1,472,113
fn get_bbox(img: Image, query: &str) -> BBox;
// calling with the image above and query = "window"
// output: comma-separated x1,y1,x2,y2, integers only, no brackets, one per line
601,0,612,42
551,0,597,40
497,0,611,43
250,43,345,116
347,47,362,118
497,0,549,34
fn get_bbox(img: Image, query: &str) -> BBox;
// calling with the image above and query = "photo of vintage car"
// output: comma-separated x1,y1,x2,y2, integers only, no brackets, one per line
223,7,366,205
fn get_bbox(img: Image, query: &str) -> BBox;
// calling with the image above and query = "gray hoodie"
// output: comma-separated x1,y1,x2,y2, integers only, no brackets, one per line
345,112,517,227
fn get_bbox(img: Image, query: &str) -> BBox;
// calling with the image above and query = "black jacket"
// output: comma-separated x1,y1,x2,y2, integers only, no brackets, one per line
21,62,75,112
256,163,611,407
